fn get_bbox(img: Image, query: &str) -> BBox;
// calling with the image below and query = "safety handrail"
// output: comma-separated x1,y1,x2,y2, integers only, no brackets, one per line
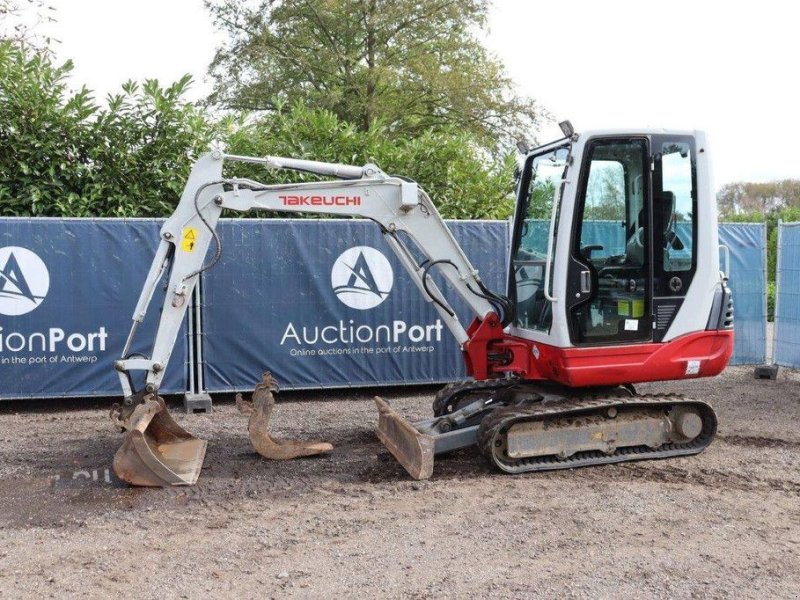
719,243,730,278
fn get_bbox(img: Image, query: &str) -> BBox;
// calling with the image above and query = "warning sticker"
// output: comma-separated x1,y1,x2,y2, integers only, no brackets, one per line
181,227,198,252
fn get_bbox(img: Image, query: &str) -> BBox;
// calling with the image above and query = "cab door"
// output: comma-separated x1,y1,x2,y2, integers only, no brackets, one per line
509,145,570,335
567,137,652,345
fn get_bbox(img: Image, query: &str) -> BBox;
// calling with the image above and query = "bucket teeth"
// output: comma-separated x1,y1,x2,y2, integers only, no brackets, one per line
237,372,333,460
112,393,207,487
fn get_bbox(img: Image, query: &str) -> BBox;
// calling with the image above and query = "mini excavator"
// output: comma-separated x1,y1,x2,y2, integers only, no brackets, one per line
111,123,733,486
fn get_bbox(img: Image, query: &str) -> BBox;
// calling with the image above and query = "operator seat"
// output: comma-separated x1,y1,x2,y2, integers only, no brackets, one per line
653,191,676,242
629,191,675,242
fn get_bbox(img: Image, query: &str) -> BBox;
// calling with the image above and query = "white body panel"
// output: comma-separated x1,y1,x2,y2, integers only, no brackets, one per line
662,130,720,341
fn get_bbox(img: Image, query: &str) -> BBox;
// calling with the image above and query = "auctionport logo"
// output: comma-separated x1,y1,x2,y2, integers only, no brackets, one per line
0,247,50,316
331,246,393,310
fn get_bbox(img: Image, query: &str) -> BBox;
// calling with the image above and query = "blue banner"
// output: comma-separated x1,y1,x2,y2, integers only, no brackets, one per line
719,223,767,365
775,223,800,367
200,219,507,391
0,219,187,399
0,217,768,400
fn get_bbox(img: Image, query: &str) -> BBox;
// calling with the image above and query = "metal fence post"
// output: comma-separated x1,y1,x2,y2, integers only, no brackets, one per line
763,221,770,364
756,220,781,379
774,220,783,360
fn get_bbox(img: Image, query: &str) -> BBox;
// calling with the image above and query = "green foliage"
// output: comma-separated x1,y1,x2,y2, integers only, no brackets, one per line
0,41,215,217
585,170,624,221
206,0,541,151
0,42,94,215
85,77,215,217
768,280,775,322
525,180,555,220
721,211,765,224
0,41,516,220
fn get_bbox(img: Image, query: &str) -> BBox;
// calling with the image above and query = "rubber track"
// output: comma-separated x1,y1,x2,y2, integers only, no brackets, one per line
476,393,717,474
432,379,518,416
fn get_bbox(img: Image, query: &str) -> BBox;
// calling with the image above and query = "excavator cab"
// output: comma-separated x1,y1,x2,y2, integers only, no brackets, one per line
509,133,705,349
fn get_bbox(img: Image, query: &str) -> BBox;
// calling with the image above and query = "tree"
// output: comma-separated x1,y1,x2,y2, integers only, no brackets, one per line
206,0,541,150
717,180,800,217
584,165,624,221
0,38,516,220
0,0,54,49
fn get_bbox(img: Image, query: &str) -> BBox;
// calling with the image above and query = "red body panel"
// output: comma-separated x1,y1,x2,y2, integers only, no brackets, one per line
462,315,734,388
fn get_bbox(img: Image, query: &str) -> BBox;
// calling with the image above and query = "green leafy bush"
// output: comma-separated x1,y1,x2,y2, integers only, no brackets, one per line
0,41,516,220
0,42,214,217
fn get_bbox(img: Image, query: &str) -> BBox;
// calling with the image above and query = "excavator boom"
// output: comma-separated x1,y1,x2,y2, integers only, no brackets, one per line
113,150,503,486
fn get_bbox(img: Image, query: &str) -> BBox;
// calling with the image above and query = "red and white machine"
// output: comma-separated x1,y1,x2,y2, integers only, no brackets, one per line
111,123,733,486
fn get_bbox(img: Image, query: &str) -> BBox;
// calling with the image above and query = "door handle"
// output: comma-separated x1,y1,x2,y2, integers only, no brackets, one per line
580,270,591,294
719,243,730,278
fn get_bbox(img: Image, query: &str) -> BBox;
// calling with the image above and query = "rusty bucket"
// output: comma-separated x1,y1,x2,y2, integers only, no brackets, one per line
236,372,333,460
112,395,207,487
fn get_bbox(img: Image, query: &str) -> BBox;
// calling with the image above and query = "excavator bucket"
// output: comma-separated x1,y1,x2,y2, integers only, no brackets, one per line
112,395,207,487
374,397,435,480
236,372,333,460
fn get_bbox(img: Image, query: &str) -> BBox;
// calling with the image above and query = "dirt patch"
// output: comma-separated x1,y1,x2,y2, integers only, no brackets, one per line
0,366,799,598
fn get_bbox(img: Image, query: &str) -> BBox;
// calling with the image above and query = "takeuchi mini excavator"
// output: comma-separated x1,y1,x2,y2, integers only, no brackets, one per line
111,123,734,486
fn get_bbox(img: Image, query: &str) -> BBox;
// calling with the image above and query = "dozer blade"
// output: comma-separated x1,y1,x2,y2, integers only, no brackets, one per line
236,372,333,460
112,395,207,487
374,397,435,480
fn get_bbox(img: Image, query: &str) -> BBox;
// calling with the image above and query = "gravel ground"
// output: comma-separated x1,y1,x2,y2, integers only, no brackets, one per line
0,365,799,599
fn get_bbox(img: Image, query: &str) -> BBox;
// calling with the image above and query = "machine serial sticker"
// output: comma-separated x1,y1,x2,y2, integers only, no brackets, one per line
624,319,638,331
181,227,198,252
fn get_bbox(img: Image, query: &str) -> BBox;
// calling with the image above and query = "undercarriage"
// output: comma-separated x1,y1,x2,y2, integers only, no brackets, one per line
375,379,717,479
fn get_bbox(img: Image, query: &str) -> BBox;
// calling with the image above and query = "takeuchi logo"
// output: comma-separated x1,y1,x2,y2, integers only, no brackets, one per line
331,246,393,310
0,246,50,316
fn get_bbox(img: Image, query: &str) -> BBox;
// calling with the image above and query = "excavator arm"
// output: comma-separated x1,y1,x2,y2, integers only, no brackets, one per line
112,150,510,486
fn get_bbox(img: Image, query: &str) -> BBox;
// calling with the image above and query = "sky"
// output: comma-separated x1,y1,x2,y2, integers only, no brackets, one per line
19,0,800,189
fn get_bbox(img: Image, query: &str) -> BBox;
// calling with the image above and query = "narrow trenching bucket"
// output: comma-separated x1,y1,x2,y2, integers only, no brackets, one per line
374,397,435,480
112,395,207,487
236,372,333,460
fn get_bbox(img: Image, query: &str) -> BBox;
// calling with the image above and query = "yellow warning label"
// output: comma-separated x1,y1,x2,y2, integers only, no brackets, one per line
617,298,644,318
181,227,198,252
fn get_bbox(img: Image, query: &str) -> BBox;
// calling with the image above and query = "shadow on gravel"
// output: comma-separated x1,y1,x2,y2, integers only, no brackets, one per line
0,383,441,413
